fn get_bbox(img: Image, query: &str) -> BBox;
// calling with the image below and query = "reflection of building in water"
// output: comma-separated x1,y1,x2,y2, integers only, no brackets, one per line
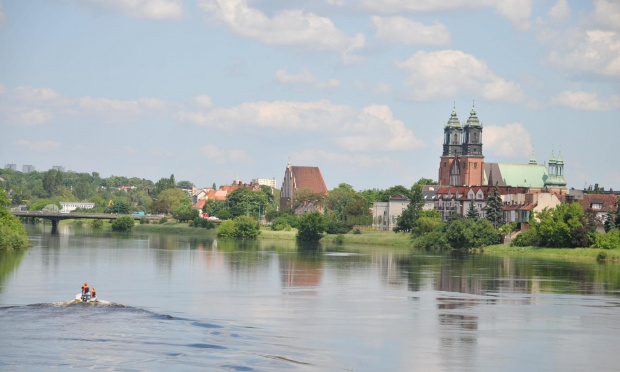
279,253,323,289
437,298,479,370
371,251,410,290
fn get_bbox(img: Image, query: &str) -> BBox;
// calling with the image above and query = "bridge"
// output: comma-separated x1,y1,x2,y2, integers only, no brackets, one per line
13,211,161,234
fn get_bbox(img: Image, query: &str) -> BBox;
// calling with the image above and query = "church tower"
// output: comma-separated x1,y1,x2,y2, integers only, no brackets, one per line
460,105,485,186
438,107,463,185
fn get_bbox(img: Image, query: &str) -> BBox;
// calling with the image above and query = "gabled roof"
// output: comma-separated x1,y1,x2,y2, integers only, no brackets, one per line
291,166,328,195
484,163,548,188
580,194,618,213
192,199,206,210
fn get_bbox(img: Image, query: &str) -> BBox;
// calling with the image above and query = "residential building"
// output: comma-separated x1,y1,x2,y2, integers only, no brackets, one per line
52,165,65,172
372,194,410,231
253,178,277,189
5,163,16,170
22,164,35,173
280,162,328,212
578,193,618,224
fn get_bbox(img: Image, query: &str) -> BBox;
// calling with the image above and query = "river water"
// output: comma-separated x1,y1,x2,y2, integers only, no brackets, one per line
1,225,619,371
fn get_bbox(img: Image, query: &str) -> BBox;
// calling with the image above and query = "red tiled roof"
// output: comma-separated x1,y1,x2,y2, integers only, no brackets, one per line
192,199,206,210
580,194,619,212
291,166,328,195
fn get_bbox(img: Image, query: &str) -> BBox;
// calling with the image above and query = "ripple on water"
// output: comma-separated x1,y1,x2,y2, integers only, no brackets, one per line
0,302,315,371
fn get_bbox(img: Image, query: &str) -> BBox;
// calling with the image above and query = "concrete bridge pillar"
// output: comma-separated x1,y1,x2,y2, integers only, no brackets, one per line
51,219,59,234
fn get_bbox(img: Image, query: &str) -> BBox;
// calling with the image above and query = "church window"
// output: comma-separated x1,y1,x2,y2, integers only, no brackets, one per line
474,163,478,169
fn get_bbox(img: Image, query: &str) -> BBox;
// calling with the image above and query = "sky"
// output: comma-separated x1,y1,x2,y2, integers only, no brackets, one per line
0,0,619,191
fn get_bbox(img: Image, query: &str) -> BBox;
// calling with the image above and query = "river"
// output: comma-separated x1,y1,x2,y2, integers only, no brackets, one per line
1,224,619,371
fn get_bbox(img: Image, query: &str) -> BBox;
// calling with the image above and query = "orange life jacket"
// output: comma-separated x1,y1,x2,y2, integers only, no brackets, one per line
82,285,89,294
91,288,96,296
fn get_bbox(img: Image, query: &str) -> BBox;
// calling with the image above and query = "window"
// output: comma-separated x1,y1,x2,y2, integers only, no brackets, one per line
591,203,603,210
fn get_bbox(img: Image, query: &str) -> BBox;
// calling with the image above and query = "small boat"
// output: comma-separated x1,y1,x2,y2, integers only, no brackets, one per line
75,293,98,303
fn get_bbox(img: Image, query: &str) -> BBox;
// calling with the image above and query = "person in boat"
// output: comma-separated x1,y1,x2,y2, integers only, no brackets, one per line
91,287,97,299
81,283,90,295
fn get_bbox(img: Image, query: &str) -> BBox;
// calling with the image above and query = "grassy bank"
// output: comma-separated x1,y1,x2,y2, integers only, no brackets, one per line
259,227,414,247
481,244,620,262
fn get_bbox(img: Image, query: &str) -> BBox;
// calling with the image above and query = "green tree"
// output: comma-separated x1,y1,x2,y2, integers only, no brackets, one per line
173,204,199,222
203,199,226,216
226,188,268,218
486,186,503,228
216,216,260,239
412,210,443,237
604,208,615,233
42,169,63,197
466,199,480,220
177,180,193,188
111,216,134,231
394,184,424,233
150,188,189,214
296,212,328,241
382,185,410,201
446,216,499,250
0,189,29,249
616,201,620,229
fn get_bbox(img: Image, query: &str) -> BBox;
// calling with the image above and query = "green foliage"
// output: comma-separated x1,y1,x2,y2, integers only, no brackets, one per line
512,227,541,247
190,218,216,229
604,209,615,233
42,169,63,197
512,203,590,248
394,184,424,233
159,217,168,224
382,185,410,201
445,216,500,250
597,251,607,261
486,186,503,228
325,214,351,234
466,199,480,220
111,216,134,231
173,205,199,223
105,199,131,214
139,217,149,224
226,188,269,218
0,190,29,250
334,234,345,244
296,212,328,241
91,219,104,229
592,229,620,249
352,228,361,235
28,199,60,211
414,228,449,250
203,199,226,216
177,180,193,189
150,188,189,214
216,209,232,220
412,210,443,237
216,216,260,238
153,175,176,197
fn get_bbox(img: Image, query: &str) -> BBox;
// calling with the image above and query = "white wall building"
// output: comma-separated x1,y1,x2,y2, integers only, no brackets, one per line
60,202,95,213
253,178,277,189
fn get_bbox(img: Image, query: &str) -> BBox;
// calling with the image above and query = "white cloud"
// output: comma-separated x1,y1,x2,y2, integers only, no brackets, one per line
199,144,250,163
178,100,424,152
79,96,141,114
20,109,53,125
199,0,365,63
14,86,65,103
484,123,533,158
551,90,620,111
357,0,531,30
81,0,183,20
494,0,532,30
193,94,213,108
0,82,6,95
275,67,340,89
139,97,169,110
591,0,620,31
549,0,570,21
547,29,620,77
372,16,451,46
396,50,527,102
16,139,60,151
291,149,402,170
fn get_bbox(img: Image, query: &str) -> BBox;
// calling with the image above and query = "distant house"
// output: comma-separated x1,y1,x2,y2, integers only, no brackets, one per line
579,194,618,223
372,194,410,231
280,162,328,213
60,202,95,213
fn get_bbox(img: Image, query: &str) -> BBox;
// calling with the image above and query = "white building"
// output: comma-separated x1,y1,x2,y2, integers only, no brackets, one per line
60,202,95,213
372,195,410,231
253,178,277,189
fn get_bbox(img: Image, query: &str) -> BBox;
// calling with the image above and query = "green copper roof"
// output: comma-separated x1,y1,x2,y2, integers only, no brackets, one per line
528,152,537,164
465,106,482,127
484,163,548,188
548,151,557,164
445,108,462,127
556,152,564,164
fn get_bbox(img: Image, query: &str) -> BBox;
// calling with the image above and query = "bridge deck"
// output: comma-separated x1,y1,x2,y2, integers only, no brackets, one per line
13,211,161,221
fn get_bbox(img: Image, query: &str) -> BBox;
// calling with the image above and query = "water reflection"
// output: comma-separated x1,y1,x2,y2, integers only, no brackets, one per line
279,250,323,289
0,249,27,291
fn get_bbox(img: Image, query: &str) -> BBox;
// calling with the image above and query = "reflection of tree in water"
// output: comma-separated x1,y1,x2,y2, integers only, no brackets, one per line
0,249,27,292
279,249,323,290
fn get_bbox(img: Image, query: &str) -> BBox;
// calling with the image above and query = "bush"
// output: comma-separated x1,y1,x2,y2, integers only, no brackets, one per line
445,217,499,250
111,216,134,231
216,216,260,239
91,219,103,229
216,209,233,220
296,212,327,242
511,227,540,247
325,215,350,234
333,234,345,244
190,218,216,229
414,228,449,250
352,228,361,235
592,229,620,250
139,217,149,225
597,251,607,261
159,217,168,224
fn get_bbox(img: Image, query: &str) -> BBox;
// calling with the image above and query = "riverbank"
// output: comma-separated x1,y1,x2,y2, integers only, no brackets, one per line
60,220,620,262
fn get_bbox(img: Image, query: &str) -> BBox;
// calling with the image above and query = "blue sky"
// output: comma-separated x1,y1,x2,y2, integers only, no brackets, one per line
0,0,618,191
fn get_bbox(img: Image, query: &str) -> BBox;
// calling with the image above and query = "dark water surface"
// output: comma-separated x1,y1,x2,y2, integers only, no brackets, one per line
1,225,619,371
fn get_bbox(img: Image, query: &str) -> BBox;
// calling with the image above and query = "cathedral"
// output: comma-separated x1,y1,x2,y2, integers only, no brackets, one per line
438,105,567,196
